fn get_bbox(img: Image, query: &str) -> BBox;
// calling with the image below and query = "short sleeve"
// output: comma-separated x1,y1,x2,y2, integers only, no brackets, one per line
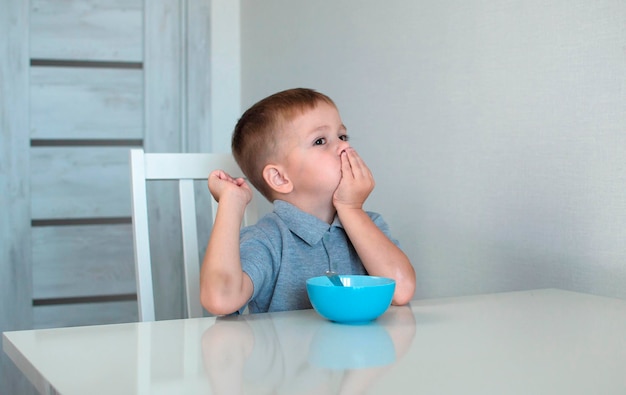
238,222,282,312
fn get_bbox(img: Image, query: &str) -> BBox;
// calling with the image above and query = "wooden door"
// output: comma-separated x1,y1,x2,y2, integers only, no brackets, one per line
1,0,212,330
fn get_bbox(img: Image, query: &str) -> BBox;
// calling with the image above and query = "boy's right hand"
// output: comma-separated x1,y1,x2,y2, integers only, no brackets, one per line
333,148,375,211
208,170,253,209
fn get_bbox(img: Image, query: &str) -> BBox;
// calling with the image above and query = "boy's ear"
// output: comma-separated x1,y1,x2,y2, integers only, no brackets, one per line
262,164,293,195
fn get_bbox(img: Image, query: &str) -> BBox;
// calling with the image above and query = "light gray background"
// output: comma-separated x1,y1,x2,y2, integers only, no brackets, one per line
236,0,625,299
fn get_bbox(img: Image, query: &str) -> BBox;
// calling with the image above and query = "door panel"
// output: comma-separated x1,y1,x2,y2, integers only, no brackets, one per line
30,146,134,220
30,0,143,62
32,224,135,299
30,66,143,139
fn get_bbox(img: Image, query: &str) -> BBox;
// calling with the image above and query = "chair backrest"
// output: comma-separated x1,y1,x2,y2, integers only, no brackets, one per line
129,149,258,322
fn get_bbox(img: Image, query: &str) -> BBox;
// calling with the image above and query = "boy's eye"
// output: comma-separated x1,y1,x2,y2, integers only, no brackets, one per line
314,138,326,145
339,134,349,142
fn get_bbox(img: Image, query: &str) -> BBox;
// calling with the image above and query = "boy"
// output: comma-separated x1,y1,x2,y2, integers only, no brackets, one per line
200,88,415,315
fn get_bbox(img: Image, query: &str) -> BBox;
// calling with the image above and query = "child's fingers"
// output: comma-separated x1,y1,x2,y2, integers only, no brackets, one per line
211,169,228,180
345,148,372,179
340,150,353,178
233,177,248,187
213,170,245,185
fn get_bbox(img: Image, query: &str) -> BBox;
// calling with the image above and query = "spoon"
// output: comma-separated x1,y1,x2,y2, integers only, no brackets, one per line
323,234,343,286
325,270,344,287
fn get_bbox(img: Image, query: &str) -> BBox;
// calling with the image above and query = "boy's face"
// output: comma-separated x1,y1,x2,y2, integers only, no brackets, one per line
279,101,350,198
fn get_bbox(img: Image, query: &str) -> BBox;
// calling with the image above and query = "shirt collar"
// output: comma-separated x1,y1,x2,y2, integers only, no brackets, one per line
273,200,342,245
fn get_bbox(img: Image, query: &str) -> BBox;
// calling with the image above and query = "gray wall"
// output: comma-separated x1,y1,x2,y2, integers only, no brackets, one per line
240,1,626,299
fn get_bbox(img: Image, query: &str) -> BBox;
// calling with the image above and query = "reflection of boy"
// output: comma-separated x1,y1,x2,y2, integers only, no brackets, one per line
201,306,417,395
201,88,416,315
201,316,341,395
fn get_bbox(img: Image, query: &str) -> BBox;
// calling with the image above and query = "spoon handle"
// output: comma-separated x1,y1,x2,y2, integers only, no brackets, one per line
325,271,344,286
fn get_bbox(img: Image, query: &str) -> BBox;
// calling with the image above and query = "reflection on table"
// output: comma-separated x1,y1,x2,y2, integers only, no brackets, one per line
201,306,416,395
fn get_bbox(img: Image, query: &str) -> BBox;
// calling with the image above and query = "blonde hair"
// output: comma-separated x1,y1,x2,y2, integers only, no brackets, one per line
232,88,336,200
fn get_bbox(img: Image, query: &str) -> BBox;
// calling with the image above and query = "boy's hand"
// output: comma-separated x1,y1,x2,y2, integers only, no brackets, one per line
208,170,253,209
333,148,375,210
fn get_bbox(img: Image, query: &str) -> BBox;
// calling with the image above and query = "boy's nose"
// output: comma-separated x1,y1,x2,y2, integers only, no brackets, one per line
337,139,350,154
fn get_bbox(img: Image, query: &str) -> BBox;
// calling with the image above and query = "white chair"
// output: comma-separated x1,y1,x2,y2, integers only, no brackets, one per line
129,149,257,322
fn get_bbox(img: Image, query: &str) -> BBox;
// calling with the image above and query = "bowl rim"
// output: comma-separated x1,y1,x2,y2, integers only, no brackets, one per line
306,274,395,288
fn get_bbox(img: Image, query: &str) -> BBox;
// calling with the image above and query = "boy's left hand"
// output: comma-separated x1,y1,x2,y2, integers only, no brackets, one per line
333,148,375,210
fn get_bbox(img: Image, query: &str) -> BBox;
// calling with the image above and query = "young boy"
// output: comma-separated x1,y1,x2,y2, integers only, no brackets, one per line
200,88,415,315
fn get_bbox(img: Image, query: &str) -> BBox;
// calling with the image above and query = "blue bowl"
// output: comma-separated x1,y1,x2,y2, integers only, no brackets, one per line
306,275,396,324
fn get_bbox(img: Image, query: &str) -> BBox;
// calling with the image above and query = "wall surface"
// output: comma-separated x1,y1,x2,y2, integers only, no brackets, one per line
240,0,626,299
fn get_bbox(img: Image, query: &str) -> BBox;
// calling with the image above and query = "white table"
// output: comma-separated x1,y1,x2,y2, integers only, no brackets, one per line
4,289,626,394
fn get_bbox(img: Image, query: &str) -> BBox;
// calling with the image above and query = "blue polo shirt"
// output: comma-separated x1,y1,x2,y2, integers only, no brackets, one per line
240,200,400,313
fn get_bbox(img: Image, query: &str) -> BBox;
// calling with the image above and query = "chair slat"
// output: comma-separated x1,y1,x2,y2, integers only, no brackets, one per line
179,180,202,319
129,149,156,322
143,153,243,180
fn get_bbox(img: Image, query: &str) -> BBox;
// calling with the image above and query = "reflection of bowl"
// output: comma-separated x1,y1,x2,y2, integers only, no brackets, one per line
308,322,396,370
306,275,395,323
